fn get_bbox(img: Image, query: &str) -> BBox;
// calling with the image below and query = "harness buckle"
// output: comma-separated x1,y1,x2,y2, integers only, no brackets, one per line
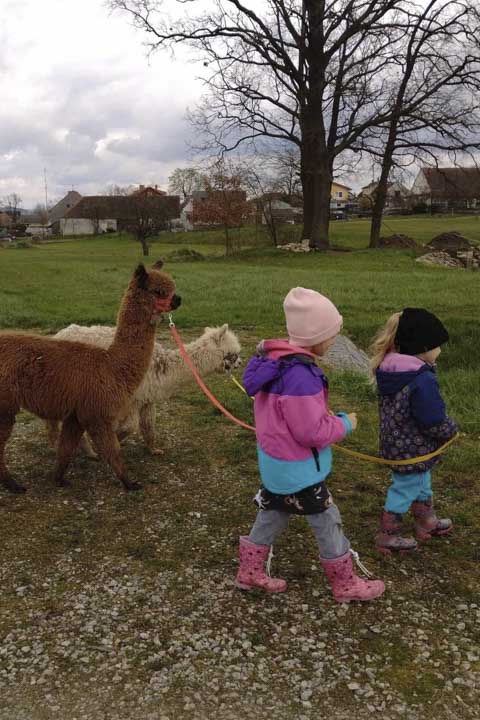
168,312,175,328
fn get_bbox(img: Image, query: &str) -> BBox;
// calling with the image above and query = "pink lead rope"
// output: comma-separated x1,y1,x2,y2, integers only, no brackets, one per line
168,315,256,433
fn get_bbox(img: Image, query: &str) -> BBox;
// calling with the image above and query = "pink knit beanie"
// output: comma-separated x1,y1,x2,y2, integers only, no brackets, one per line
283,287,343,347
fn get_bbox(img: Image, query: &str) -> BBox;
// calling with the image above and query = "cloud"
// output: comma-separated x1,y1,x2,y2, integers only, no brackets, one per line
0,0,203,207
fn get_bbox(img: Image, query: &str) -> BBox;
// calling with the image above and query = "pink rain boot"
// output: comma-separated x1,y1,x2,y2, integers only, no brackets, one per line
376,511,418,556
320,550,385,603
411,499,453,540
235,536,287,593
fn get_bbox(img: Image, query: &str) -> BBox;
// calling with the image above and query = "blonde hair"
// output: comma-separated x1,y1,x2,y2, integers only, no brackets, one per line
370,312,402,373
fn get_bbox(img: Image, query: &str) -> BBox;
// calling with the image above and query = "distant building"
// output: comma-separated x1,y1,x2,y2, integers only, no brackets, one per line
357,181,409,213
0,212,12,228
411,167,480,210
61,194,180,235
330,181,351,210
132,185,166,197
49,191,83,233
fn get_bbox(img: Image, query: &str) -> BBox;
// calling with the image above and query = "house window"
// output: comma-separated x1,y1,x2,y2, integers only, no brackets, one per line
335,191,343,198
394,191,400,198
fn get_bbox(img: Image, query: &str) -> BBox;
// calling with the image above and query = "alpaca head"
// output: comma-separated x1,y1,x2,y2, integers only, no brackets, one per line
203,324,242,371
133,261,181,322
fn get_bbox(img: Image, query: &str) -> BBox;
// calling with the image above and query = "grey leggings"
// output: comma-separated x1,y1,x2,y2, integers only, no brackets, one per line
248,504,350,560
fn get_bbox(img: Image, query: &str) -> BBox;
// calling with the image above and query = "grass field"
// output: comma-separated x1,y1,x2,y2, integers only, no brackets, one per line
0,221,479,719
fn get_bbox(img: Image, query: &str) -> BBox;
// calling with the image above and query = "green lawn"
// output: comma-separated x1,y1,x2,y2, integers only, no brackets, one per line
0,224,479,719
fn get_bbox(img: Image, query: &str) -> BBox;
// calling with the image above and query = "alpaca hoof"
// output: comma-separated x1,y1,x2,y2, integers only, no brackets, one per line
2,477,27,494
124,481,143,492
54,476,71,488
148,448,164,456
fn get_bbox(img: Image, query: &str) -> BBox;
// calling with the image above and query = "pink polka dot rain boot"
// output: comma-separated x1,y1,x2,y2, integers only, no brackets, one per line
235,536,287,593
320,550,385,603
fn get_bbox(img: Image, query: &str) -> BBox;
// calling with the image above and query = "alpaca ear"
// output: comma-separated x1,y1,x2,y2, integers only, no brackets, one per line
134,263,149,289
152,260,164,270
219,323,229,337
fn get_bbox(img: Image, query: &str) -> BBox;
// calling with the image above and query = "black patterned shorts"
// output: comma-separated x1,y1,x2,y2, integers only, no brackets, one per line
254,481,333,515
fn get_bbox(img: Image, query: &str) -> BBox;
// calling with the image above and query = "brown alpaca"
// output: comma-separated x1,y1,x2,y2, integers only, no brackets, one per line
0,262,181,494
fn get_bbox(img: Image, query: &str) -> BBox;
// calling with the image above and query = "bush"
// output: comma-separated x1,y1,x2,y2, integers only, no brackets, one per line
166,247,206,262
5,240,34,249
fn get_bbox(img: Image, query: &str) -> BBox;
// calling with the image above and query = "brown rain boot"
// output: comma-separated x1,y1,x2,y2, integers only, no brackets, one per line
376,511,418,556
411,499,453,540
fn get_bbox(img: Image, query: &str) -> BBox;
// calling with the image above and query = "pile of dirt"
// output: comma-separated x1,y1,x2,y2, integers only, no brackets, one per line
417,231,479,269
378,233,419,249
416,248,480,270
428,231,473,254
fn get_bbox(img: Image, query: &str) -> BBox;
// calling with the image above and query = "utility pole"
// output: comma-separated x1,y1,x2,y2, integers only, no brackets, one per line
44,168,49,224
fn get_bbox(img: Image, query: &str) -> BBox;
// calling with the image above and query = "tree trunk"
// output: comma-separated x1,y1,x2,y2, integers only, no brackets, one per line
369,115,401,249
301,153,332,250
224,224,231,255
138,233,150,256
369,155,395,249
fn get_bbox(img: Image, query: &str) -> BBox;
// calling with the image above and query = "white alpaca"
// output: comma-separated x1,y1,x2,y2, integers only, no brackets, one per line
47,324,241,456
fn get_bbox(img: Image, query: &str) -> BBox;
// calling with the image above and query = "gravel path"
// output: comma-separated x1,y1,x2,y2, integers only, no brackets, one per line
0,417,478,720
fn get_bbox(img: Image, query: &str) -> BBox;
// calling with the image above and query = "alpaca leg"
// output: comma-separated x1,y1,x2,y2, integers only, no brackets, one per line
46,420,60,449
0,413,26,494
139,403,162,455
86,423,142,492
80,434,99,460
52,414,85,487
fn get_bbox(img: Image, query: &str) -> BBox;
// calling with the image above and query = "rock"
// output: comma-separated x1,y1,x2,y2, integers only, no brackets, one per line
279,239,311,253
323,335,370,374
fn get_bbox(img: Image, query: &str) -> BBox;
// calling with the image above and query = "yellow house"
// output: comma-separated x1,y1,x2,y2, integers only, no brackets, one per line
331,181,351,208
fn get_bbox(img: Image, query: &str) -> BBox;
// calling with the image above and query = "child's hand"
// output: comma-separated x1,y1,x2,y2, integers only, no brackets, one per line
347,413,358,430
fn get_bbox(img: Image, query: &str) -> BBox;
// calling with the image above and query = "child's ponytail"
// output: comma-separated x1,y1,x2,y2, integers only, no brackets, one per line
370,312,402,373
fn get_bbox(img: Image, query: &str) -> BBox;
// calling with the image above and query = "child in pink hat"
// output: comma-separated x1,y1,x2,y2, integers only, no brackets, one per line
235,288,385,603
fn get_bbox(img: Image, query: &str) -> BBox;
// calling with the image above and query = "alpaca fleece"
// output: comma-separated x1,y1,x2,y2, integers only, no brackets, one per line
0,262,178,493
48,324,241,455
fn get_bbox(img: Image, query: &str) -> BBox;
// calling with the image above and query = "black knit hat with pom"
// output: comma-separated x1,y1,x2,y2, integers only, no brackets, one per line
395,308,449,355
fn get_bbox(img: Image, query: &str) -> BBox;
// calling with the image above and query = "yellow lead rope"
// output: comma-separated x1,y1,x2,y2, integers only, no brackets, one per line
230,375,458,466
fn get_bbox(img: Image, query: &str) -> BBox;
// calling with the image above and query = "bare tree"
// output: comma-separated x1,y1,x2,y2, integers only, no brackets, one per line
2,193,22,223
105,184,134,196
362,1,480,248
32,203,49,226
193,160,249,255
109,0,416,250
168,168,205,200
126,193,180,256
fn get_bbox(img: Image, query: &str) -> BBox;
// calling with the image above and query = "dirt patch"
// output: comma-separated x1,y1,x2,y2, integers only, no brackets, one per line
378,234,420,249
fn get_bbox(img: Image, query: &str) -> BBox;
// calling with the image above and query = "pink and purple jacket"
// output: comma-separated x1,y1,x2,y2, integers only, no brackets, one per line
243,340,352,495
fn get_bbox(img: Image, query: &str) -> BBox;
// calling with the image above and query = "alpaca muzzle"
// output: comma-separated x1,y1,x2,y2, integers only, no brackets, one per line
170,294,182,310
153,294,182,313
224,353,242,371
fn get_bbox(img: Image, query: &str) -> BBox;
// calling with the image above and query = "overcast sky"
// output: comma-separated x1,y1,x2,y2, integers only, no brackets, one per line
0,0,204,208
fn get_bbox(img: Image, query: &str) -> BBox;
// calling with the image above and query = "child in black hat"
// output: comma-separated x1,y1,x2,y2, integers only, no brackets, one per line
370,308,457,555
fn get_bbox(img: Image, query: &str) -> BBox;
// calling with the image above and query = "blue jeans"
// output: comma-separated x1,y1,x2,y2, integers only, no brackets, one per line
385,471,432,514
